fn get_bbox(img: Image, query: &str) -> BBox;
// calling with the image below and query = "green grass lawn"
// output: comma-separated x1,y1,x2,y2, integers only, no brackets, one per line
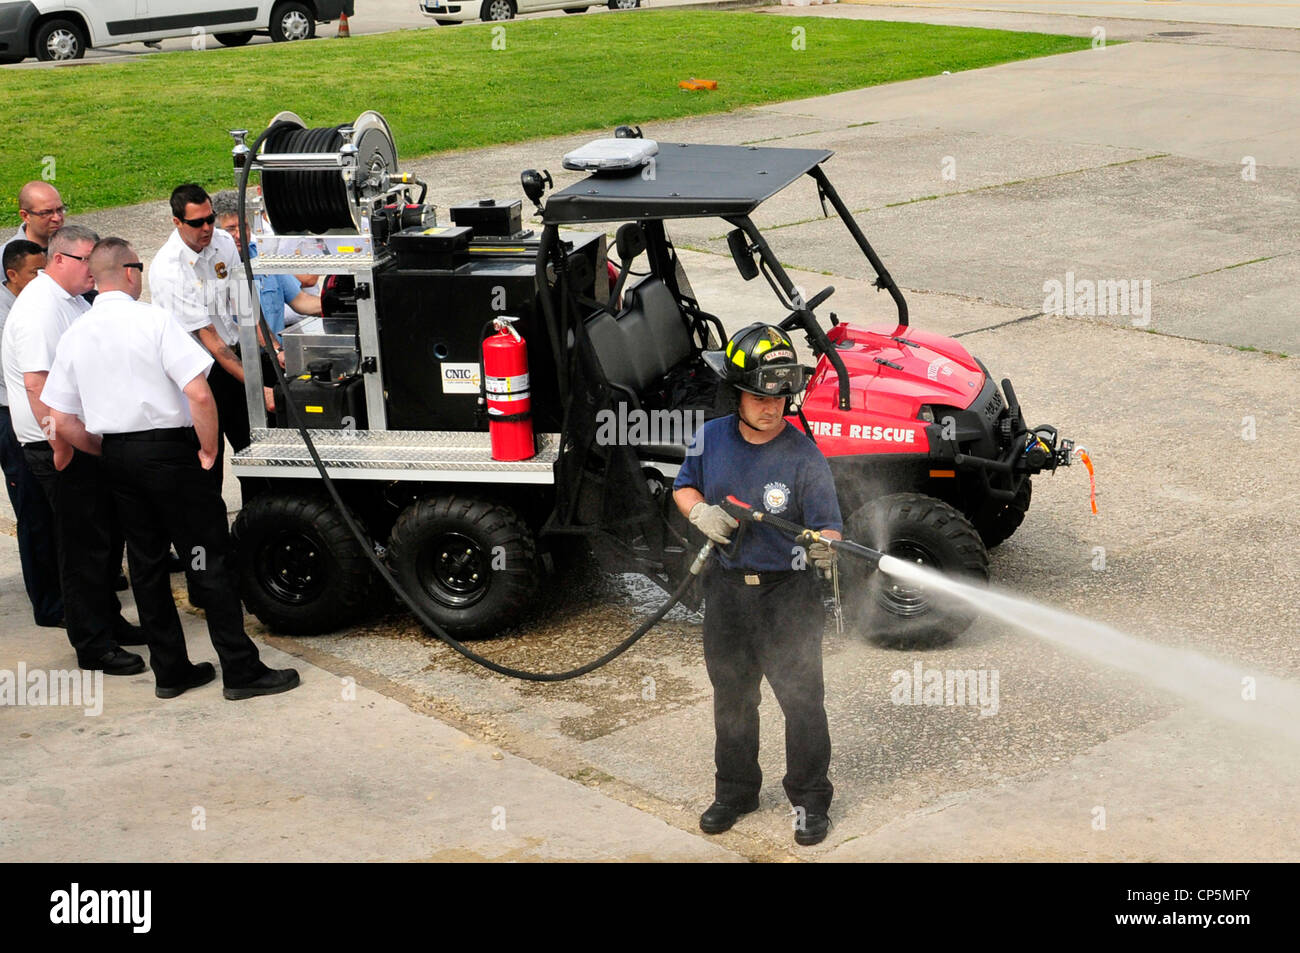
1,12,1090,214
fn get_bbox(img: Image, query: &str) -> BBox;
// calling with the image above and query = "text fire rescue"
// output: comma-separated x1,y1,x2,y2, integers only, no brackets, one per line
805,420,917,443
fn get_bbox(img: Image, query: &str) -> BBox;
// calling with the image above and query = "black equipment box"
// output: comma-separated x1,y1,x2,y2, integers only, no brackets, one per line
375,231,607,433
283,370,367,430
389,226,472,270
450,199,524,238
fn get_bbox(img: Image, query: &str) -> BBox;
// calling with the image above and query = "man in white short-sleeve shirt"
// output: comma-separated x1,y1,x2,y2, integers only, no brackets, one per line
1,225,144,675
149,183,263,461
44,237,299,701
0,239,63,627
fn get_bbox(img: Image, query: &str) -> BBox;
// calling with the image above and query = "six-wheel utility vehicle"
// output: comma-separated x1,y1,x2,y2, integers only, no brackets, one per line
226,114,1075,647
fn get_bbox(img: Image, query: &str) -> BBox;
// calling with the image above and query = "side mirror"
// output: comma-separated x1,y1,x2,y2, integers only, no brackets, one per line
614,222,646,263
520,168,552,209
727,228,759,281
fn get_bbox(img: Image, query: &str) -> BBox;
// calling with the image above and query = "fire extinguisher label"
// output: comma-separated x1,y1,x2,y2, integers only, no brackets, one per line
485,373,530,398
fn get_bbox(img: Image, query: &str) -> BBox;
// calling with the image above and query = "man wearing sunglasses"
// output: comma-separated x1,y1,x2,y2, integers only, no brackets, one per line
3,182,67,260
149,183,274,469
41,238,300,701
1,225,145,676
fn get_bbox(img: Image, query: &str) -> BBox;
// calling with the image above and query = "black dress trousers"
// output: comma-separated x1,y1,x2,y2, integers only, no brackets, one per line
206,361,251,456
100,428,266,687
0,405,63,624
22,443,125,663
702,568,833,816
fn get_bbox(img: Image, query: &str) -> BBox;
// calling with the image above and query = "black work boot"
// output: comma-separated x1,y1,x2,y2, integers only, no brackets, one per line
699,798,760,834
794,812,830,846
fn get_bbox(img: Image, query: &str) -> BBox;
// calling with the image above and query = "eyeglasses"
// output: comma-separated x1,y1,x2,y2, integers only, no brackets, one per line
180,213,217,228
124,262,144,272
59,252,89,263
24,206,67,219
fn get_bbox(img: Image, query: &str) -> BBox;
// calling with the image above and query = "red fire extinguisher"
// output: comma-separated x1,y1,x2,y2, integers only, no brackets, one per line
482,316,534,461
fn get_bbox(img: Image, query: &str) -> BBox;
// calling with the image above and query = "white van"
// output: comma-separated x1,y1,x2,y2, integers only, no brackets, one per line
418,0,639,26
0,1,353,63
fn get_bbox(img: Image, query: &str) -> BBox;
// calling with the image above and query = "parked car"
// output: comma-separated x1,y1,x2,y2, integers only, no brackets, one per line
418,0,640,26
0,0,354,63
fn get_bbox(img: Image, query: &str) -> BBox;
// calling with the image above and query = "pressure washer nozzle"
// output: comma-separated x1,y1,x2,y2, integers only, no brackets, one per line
689,540,715,576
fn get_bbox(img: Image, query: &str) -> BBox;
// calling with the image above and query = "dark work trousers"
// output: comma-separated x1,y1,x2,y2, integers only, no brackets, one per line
0,405,63,625
702,567,833,816
22,443,127,664
100,428,266,687
207,359,251,461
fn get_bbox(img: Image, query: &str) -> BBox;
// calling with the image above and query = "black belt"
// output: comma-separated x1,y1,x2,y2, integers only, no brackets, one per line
102,427,197,443
714,566,802,587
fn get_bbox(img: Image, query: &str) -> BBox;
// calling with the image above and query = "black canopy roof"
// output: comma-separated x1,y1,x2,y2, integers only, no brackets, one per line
541,142,833,225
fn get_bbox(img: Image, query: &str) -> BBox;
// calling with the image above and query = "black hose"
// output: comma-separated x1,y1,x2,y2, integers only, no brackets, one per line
236,126,700,682
261,123,355,234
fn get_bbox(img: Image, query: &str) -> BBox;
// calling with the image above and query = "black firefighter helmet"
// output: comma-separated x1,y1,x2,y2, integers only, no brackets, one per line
702,323,813,397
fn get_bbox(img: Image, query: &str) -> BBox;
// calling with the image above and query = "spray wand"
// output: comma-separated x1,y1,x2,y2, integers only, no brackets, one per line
719,496,884,570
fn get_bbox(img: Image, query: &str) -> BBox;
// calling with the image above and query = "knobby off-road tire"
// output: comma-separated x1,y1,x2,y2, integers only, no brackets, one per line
971,477,1032,549
842,492,989,648
388,496,539,639
233,494,375,635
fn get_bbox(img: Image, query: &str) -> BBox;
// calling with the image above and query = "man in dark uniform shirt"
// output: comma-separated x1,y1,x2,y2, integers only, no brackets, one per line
674,323,842,846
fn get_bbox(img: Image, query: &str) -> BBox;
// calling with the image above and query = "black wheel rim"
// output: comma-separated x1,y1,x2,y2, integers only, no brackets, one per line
416,532,489,609
257,532,328,605
875,540,937,617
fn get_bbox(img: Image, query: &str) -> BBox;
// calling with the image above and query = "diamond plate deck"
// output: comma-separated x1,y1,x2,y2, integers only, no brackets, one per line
232,429,560,482
250,252,385,275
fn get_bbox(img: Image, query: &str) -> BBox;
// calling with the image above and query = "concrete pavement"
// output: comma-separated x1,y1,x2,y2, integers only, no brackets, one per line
841,0,1300,31
0,560,740,862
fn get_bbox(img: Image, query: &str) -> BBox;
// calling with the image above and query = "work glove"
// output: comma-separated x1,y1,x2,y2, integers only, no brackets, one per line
806,539,836,579
689,501,740,545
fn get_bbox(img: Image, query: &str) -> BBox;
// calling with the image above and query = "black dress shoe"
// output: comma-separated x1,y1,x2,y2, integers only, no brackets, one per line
36,616,66,628
156,662,216,699
115,571,130,592
223,668,300,700
794,813,830,846
80,648,146,676
114,622,147,646
699,798,760,835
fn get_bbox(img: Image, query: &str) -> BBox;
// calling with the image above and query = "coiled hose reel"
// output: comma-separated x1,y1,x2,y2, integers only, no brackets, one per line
252,110,415,235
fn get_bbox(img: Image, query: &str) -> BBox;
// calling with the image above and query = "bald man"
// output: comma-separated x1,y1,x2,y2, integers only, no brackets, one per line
3,182,66,259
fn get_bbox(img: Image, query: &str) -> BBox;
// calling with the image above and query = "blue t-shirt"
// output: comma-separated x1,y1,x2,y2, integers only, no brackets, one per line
245,243,299,340
675,415,843,572
256,272,301,340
